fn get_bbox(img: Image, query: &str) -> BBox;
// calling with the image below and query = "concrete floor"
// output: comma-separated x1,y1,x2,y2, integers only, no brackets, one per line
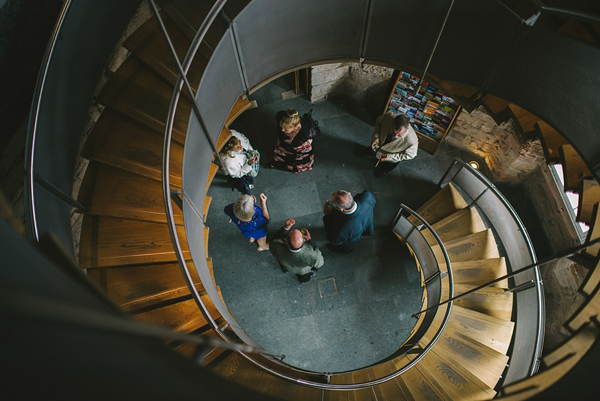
206,74,499,372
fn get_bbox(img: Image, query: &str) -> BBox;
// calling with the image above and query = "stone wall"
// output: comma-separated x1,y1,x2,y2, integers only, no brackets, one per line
309,62,393,108
523,164,586,352
445,106,545,184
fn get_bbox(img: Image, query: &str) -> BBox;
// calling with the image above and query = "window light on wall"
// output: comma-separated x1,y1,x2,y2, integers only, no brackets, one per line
550,163,589,237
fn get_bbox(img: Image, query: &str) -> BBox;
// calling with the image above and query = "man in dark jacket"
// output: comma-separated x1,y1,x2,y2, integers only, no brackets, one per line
323,190,376,253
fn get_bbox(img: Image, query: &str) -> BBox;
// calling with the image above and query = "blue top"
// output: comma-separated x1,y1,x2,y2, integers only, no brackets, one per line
224,204,269,239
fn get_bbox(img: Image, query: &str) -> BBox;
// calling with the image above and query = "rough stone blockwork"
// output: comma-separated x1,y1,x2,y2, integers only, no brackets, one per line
446,106,545,183
309,62,393,107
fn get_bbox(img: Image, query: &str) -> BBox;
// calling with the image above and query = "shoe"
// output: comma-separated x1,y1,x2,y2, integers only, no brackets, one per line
257,246,269,252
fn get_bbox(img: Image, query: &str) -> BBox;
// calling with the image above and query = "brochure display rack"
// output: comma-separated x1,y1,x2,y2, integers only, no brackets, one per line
384,71,462,155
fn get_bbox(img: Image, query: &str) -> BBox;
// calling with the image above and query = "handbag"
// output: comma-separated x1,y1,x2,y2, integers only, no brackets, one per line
301,109,321,138
245,149,260,177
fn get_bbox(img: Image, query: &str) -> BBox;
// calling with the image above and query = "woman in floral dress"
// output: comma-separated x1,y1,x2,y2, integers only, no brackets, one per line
269,108,314,173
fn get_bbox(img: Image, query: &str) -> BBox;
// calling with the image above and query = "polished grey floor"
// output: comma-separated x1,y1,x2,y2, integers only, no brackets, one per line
206,74,491,372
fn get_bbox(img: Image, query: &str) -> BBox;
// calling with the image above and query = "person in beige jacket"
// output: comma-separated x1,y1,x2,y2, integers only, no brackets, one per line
368,112,419,177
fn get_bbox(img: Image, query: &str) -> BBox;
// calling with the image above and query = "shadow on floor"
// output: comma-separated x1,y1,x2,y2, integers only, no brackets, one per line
205,74,545,372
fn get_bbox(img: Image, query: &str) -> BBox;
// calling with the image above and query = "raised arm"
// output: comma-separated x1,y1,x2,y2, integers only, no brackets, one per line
259,193,270,220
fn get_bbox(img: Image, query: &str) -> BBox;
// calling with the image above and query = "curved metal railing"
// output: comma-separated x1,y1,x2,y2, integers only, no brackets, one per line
440,158,543,376
28,0,600,392
153,0,459,386
24,0,73,243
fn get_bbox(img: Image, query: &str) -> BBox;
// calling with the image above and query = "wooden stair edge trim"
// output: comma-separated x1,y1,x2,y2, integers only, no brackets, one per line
542,321,600,368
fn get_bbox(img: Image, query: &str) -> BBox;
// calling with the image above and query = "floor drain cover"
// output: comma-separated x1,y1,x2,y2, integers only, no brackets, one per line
318,276,338,298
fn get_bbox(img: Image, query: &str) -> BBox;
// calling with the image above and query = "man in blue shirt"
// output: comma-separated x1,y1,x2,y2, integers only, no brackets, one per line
323,190,376,253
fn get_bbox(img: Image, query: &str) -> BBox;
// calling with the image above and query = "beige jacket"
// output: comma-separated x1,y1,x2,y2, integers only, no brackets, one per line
371,112,419,163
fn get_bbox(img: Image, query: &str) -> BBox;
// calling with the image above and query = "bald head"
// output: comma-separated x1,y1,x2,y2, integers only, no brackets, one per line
289,229,304,250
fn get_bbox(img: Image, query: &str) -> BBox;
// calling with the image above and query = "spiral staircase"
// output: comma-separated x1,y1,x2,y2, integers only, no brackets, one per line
5,0,600,400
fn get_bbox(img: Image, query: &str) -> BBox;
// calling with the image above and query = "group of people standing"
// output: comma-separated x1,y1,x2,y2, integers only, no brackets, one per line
221,109,418,282
219,108,316,195
224,189,376,283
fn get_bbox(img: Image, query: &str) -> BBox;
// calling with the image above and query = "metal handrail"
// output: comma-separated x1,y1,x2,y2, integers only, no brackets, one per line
441,158,544,375
490,0,600,26
154,0,460,384
291,204,457,389
24,0,73,243
526,0,600,26
150,0,326,384
151,0,244,350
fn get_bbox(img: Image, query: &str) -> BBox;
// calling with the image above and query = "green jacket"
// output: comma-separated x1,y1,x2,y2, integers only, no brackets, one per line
269,226,324,275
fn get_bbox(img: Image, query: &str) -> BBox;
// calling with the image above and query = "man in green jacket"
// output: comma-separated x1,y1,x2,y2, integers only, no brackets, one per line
270,218,324,283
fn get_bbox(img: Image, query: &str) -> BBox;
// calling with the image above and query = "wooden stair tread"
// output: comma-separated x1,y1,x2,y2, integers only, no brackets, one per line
452,283,513,321
558,19,596,44
79,216,190,268
583,203,600,260
481,94,510,115
412,183,468,226
410,348,496,400
535,121,567,163
325,372,352,401
193,332,229,367
204,226,210,258
544,322,600,368
389,357,446,401
122,11,210,91
97,56,191,145
157,0,229,47
77,161,183,224
206,258,216,286
225,96,256,128
568,280,600,331
500,324,599,400
216,127,233,151
370,364,412,401
82,109,183,187
450,258,509,288
507,103,539,134
131,294,219,333
423,207,486,246
431,229,500,264
423,327,509,389
577,179,600,224
582,258,600,296
351,370,381,401
559,144,591,191
216,354,298,399
203,195,212,220
432,304,514,355
207,163,219,190
86,260,202,312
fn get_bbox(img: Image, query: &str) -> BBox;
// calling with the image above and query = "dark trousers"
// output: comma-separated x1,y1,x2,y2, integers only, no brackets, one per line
297,272,313,282
229,175,254,195
374,160,400,176
355,145,399,175
279,262,316,282
327,242,354,254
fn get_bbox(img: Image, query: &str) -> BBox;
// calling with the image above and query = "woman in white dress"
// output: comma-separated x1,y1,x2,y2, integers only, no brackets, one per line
219,130,260,195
